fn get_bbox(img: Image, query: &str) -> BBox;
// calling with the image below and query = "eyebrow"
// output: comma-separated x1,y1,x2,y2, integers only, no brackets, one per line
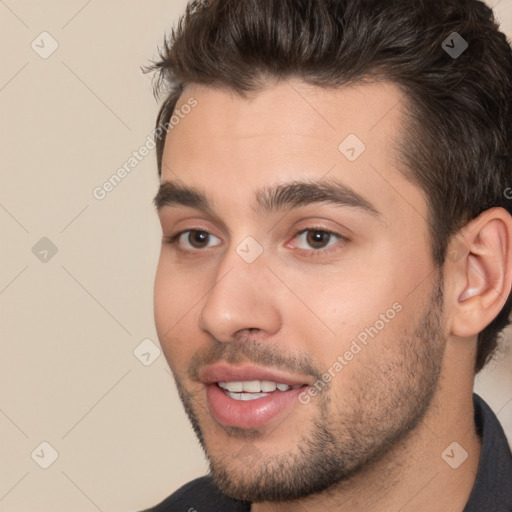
153,179,380,218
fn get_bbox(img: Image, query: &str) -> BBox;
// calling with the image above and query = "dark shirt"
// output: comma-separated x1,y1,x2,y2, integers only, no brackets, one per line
142,393,512,511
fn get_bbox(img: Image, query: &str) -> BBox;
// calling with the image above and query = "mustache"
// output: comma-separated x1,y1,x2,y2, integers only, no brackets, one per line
188,337,323,382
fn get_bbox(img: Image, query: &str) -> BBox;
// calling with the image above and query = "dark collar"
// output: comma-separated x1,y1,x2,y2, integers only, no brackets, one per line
145,393,512,511
462,393,512,511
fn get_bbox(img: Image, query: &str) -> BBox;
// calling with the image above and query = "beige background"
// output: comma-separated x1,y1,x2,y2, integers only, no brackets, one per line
0,1,511,510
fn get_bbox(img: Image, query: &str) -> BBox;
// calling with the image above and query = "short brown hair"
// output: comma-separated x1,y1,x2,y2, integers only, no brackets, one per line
144,0,512,373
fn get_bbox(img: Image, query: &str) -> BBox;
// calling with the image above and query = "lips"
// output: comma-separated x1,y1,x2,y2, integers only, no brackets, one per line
199,363,312,429
199,363,312,388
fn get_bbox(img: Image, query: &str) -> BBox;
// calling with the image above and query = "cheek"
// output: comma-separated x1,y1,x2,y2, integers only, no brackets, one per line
153,255,198,360
154,256,175,334
153,253,220,379
289,269,411,373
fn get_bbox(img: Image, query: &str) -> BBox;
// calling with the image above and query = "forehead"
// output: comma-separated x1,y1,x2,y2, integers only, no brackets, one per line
160,79,427,225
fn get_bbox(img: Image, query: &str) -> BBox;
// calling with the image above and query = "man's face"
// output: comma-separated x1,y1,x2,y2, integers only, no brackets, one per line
154,80,448,501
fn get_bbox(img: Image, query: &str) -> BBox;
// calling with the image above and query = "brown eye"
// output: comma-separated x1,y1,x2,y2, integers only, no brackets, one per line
294,229,341,251
168,229,221,251
187,230,210,248
305,230,332,249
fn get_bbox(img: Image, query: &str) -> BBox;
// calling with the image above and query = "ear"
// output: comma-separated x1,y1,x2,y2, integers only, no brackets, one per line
448,208,512,338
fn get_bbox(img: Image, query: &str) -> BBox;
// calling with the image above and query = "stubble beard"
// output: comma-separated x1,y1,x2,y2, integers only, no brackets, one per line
173,275,446,503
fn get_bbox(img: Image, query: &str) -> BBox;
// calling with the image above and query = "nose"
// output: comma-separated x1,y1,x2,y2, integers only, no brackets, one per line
198,244,281,343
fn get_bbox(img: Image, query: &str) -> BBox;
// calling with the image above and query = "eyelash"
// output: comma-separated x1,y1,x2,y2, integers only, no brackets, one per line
163,227,348,258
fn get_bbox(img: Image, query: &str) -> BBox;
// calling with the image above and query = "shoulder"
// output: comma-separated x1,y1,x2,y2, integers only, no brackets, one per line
140,475,251,512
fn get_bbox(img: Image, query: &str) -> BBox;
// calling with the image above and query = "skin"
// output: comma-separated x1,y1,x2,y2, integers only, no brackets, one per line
153,79,512,511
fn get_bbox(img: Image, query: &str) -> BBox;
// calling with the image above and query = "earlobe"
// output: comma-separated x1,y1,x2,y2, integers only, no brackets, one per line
450,209,512,338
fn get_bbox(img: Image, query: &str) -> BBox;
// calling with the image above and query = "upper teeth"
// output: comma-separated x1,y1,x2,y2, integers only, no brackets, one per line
218,381,300,393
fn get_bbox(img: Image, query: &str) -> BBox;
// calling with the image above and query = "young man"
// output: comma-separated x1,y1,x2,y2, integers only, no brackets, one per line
143,0,512,510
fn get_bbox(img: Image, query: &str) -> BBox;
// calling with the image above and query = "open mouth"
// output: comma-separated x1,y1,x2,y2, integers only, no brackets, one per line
217,380,306,401
199,364,313,428
206,380,309,429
